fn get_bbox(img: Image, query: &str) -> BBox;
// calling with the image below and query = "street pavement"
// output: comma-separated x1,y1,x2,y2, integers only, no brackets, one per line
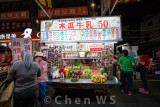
39,74,160,107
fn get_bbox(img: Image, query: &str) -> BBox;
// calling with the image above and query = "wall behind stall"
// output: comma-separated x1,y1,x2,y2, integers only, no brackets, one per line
122,46,138,57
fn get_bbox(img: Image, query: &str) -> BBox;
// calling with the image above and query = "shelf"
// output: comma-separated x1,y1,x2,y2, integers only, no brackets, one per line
61,51,102,53
62,57,102,59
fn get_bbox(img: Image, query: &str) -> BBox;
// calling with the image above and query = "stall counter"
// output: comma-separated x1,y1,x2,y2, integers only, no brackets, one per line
48,76,120,85
47,76,121,91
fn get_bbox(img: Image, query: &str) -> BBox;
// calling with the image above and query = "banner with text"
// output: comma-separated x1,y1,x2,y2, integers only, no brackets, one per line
48,43,104,52
0,11,29,20
40,16,122,43
38,6,88,18
11,38,32,63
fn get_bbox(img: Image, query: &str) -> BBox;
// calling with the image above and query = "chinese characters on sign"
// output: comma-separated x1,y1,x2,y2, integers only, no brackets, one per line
38,6,88,18
0,33,16,39
0,31,39,41
41,16,122,42
0,54,6,63
11,38,32,63
0,11,29,20
41,17,120,31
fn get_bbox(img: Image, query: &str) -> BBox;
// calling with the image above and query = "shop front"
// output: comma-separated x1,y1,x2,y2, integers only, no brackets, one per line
0,30,40,80
40,16,122,92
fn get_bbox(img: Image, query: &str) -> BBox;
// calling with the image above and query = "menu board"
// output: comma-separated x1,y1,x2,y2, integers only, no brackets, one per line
40,16,122,43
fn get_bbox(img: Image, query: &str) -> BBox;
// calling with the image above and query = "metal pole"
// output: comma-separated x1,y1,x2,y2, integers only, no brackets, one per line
109,0,118,15
35,0,51,18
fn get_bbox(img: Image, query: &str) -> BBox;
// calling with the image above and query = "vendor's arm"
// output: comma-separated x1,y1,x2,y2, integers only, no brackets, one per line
137,55,145,65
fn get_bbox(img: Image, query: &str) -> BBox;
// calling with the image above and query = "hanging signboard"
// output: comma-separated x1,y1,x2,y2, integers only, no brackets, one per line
0,11,29,20
40,16,122,43
11,38,32,63
38,6,88,18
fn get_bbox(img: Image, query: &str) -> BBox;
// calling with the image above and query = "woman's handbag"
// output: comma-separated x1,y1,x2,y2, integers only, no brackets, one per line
0,79,14,107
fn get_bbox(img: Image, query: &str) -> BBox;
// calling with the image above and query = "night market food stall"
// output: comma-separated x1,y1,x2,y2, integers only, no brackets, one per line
40,16,122,91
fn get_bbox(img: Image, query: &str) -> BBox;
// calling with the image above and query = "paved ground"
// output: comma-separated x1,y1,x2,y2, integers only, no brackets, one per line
37,74,160,107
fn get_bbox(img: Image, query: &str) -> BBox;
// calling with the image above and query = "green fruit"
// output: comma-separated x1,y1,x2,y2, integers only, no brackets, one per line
71,71,74,74
82,73,86,78
90,73,93,77
72,74,74,77
86,73,89,78
74,71,77,74
98,72,102,75
89,70,92,74
103,73,108,78
100,68,105,74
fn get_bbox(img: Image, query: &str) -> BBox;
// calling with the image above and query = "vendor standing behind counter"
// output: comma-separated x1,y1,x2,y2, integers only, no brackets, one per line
0,49,12,72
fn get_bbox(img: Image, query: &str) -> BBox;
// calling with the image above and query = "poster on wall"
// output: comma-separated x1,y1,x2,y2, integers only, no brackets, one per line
40,16,122,43
11,38,32,63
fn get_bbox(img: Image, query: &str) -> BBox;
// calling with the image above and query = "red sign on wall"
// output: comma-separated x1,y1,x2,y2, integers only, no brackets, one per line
38,6,88,18
0,54,6,63
0,11,30,20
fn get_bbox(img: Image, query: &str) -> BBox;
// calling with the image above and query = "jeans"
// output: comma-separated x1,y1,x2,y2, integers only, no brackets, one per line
140,66,149,90
120,70,133,92
36,82,47,107
133,66,136,76
14,85,38,107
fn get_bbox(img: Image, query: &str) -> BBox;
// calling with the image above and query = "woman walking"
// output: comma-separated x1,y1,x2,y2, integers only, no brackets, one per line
118,50,135,95
7,50,41,107
34,52,48,107
136,49,151,94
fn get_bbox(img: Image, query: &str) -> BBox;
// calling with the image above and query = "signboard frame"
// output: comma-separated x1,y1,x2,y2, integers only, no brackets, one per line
40,16,122,43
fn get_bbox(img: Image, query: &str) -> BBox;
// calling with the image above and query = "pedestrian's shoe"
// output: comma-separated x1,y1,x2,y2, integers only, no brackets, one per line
139,89,149,94
120,89,124,93
128,91,132,95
